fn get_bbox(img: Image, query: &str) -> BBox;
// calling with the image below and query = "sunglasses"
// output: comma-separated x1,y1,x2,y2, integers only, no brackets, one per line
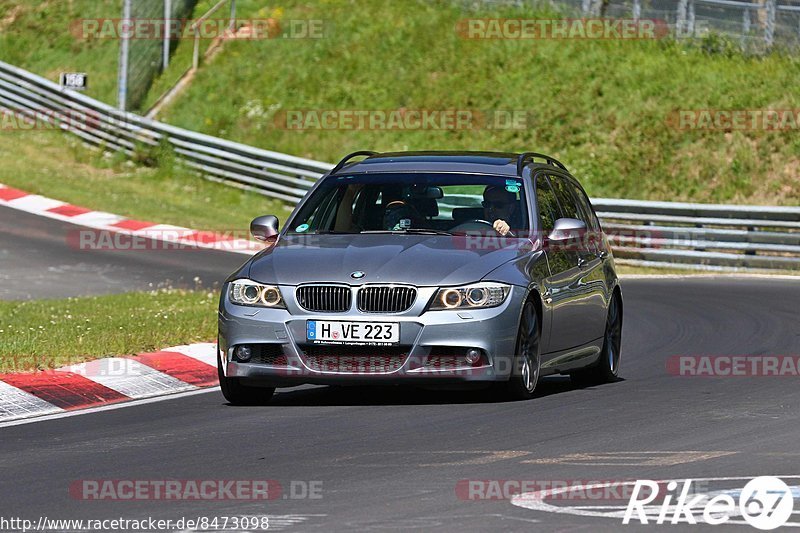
482,200,514,209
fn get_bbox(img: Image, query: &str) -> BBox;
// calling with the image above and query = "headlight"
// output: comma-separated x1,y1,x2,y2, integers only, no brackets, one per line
429,283,510,310
229,279,286,308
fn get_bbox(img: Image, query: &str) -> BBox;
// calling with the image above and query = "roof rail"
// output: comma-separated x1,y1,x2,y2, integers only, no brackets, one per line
516,152,568,175
329,151,379,175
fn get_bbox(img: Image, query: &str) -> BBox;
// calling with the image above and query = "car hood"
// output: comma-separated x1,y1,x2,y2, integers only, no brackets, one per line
247,233,528,286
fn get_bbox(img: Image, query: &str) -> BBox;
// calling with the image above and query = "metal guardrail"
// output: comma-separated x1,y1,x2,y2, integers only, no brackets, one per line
595,198,800,270
0,60,329,203
1,59,798,271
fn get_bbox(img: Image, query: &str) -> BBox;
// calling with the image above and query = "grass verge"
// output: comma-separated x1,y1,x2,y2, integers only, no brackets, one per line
0,289,217,373
616,264,800,277
0,130,293,231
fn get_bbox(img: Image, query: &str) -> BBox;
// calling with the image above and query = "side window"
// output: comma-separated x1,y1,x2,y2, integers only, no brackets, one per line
534,175,559,235
569,182,600,233
549,175,579,220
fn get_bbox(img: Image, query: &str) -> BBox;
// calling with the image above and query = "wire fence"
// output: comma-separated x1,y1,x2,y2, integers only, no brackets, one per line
464,0,800,52
118,0,198,111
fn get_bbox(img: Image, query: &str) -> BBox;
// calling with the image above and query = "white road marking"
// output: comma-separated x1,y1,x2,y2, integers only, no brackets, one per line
133,223,186,233
521,451,735,466
78,357,196,399
335,450,532,467
70,210,125,226
7,194,64,211
165,343,217,367
175,514,327,532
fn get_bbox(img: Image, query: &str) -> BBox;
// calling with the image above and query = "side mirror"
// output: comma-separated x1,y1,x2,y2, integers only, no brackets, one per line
250,215,280,242
548,218,586,243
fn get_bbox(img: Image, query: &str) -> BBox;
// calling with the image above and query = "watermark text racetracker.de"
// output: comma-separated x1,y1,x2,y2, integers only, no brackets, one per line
65,227,656,253
69,479,322,501
66,228,265,253
666,109,800,131
456,18,670,40
71,18,325,40
0,515,270,532
273,109,533,130
667,355,800,377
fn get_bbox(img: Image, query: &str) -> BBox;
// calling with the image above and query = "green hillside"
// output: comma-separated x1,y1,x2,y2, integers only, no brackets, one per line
154,0,800,205
0,0,121,104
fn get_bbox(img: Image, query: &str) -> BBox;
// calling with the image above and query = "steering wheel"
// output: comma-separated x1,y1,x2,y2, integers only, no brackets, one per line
451,219,516,237
450,219,495,232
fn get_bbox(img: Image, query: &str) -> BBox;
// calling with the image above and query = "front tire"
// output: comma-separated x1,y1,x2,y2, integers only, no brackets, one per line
217,355,275,405
503,299,541,400
571,293,622,386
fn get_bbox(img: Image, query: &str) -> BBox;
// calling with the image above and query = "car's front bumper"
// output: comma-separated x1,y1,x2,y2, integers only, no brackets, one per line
218,285,526,387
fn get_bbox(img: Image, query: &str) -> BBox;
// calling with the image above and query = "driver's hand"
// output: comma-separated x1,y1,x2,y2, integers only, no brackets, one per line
493,219,510,236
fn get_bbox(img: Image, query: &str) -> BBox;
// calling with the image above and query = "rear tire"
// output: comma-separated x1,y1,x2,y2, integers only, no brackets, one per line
502,299,541,401
570,293,622,387
217,355,275,405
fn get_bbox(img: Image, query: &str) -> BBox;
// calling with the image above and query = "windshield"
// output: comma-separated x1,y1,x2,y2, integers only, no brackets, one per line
287,173,529,235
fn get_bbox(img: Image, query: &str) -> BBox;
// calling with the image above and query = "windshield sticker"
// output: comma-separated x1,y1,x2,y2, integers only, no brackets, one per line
295,223,310,232
506,185,520,193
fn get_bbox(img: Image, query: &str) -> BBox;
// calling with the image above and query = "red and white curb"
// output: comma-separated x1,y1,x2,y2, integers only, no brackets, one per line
0,183,263,255
0,343,219,423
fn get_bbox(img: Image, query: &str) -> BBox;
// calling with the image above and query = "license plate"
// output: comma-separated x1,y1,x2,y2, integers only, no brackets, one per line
306,320,399,345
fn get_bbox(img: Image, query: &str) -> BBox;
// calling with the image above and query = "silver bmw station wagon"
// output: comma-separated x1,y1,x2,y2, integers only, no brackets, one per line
217,151,623,404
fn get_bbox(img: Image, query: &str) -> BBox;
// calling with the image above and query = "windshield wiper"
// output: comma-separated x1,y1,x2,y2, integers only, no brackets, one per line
361,228,454,236
402,228,454,236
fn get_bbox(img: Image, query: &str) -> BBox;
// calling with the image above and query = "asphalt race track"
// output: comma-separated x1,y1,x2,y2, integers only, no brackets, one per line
0,205,246,300
2,208,800,531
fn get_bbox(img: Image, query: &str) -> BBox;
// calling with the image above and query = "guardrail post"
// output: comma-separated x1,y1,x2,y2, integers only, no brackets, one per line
193,26,201,70
676,0,689,37
581,0,591,16
765,0,776,47
632,0,641,21
117,0,131,111
742,5,750,39
163,0,172,70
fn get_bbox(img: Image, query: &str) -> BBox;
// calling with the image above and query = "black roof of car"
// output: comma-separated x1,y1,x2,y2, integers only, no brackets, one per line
331,151,568,176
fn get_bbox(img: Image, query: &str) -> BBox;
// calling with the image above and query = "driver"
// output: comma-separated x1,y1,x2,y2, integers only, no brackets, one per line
482,185,520,236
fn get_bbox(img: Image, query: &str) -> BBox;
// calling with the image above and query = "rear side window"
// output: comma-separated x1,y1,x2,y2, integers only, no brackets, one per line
559,176,602,253
548,175,579,221
567,180,601,232
534,175,559,235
